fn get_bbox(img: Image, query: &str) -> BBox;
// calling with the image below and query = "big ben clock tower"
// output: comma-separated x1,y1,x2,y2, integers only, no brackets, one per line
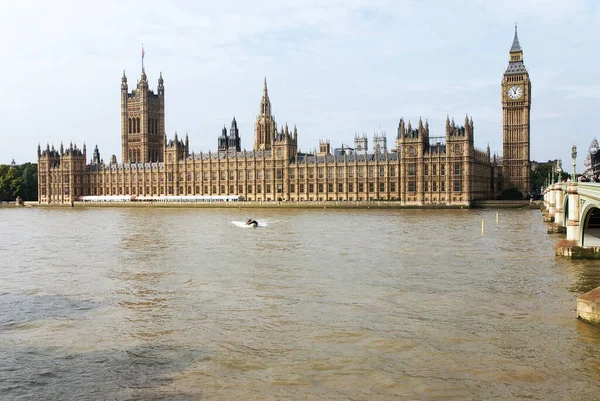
502,25,531,196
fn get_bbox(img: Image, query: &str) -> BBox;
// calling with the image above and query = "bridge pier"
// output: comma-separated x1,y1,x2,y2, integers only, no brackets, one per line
577,287,600,325
543,186,555,222
555,183,581,257
547,185,566,233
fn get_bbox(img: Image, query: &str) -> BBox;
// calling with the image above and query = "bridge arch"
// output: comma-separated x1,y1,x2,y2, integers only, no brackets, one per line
580,203,600,246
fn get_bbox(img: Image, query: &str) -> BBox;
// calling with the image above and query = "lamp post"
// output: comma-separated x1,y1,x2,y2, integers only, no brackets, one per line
572,145,578,181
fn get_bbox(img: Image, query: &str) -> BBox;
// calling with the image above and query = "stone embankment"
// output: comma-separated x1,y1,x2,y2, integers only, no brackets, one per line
24,200,540,209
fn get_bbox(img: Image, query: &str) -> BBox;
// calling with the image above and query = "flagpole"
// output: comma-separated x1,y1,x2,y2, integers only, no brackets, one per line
142,43,145,71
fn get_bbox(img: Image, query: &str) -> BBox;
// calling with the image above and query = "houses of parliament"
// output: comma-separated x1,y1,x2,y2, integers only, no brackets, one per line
37,27,531,205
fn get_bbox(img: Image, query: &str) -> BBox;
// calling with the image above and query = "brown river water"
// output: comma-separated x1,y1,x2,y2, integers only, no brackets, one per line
0,207,599,400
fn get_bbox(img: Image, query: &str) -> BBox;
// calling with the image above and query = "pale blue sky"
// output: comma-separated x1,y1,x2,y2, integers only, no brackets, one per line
1,0,599,171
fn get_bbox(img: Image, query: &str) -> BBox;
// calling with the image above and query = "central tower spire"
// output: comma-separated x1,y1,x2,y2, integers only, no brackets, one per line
260,77,272,116
254,77,277,151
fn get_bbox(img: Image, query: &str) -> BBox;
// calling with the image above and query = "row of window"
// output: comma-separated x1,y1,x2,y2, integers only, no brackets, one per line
406,180,463,192
409,162,463,176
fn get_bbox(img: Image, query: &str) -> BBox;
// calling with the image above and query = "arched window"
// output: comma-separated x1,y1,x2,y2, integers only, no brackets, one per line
136,117,140,133
128,118,132,134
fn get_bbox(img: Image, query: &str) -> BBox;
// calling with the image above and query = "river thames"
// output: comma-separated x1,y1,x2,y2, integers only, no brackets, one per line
0,207,599,400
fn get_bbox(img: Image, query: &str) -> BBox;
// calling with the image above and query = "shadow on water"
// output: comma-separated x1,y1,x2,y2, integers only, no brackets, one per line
0,294,99,331
0,343,203,401
555,258,600,294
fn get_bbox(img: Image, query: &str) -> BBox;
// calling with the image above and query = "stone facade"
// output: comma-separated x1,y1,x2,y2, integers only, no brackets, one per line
38,29,532,205
502,25,532,196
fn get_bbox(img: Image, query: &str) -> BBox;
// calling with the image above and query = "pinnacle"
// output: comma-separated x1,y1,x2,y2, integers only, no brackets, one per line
510,24,522,52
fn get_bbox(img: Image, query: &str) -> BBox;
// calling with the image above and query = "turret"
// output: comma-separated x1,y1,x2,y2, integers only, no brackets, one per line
228,116,241,152
218,126,228,152
121,70,128,92
158,72,164,95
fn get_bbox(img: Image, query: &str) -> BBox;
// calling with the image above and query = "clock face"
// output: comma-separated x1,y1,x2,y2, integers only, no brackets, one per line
507,85,523,100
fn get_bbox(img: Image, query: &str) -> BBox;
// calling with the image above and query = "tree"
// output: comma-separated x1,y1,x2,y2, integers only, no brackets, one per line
500,187,524,200
0,163,38,202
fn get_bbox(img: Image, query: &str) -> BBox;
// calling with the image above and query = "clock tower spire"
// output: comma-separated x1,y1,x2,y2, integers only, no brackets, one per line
502,24,531,196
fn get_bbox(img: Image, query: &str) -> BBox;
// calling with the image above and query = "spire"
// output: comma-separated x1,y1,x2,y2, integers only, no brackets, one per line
259,77,271,116
511,23,522,52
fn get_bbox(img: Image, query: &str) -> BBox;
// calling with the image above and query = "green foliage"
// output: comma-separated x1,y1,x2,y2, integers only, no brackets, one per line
500,187,524,200
0,163,37,202
531,164,569,193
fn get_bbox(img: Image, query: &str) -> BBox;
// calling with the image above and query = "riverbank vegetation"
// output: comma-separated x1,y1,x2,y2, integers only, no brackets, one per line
0,163,37,202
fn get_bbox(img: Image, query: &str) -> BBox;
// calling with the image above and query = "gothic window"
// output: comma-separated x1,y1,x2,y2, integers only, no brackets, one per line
276,169,283,180
238,171,243,180
379,183,385,192
368,166,374,178
369,183,374,192
299,169,305,179
390,182,396,192
348,167,354,178
308,168,315,179
328,183,333,192
128,118,132,134
338,183,343,192
408,164,416,176
289,169,295,179
408,181,416,192
433,164,437,176
348,183,354,192
290,184,295,192
211,172,216,180
425,181,429,192
409,146,415,156
379,166,385,177
358,167,364,178
358,183,364,192
318,184,323,193
257,185,262,193
257,171,262,180
136,117,140,133
454,162,461,176
229,171,234,180
337,167,343,178
299,183,305,192
441,164,446,176
266,171,271,180
328,167,334,179
247,171,253,180
441,181,446,192
424,164,429,176
309,184,314,193
247,185,252,193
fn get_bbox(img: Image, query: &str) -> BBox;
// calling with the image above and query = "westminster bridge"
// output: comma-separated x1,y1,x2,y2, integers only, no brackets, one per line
543,181,600,325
